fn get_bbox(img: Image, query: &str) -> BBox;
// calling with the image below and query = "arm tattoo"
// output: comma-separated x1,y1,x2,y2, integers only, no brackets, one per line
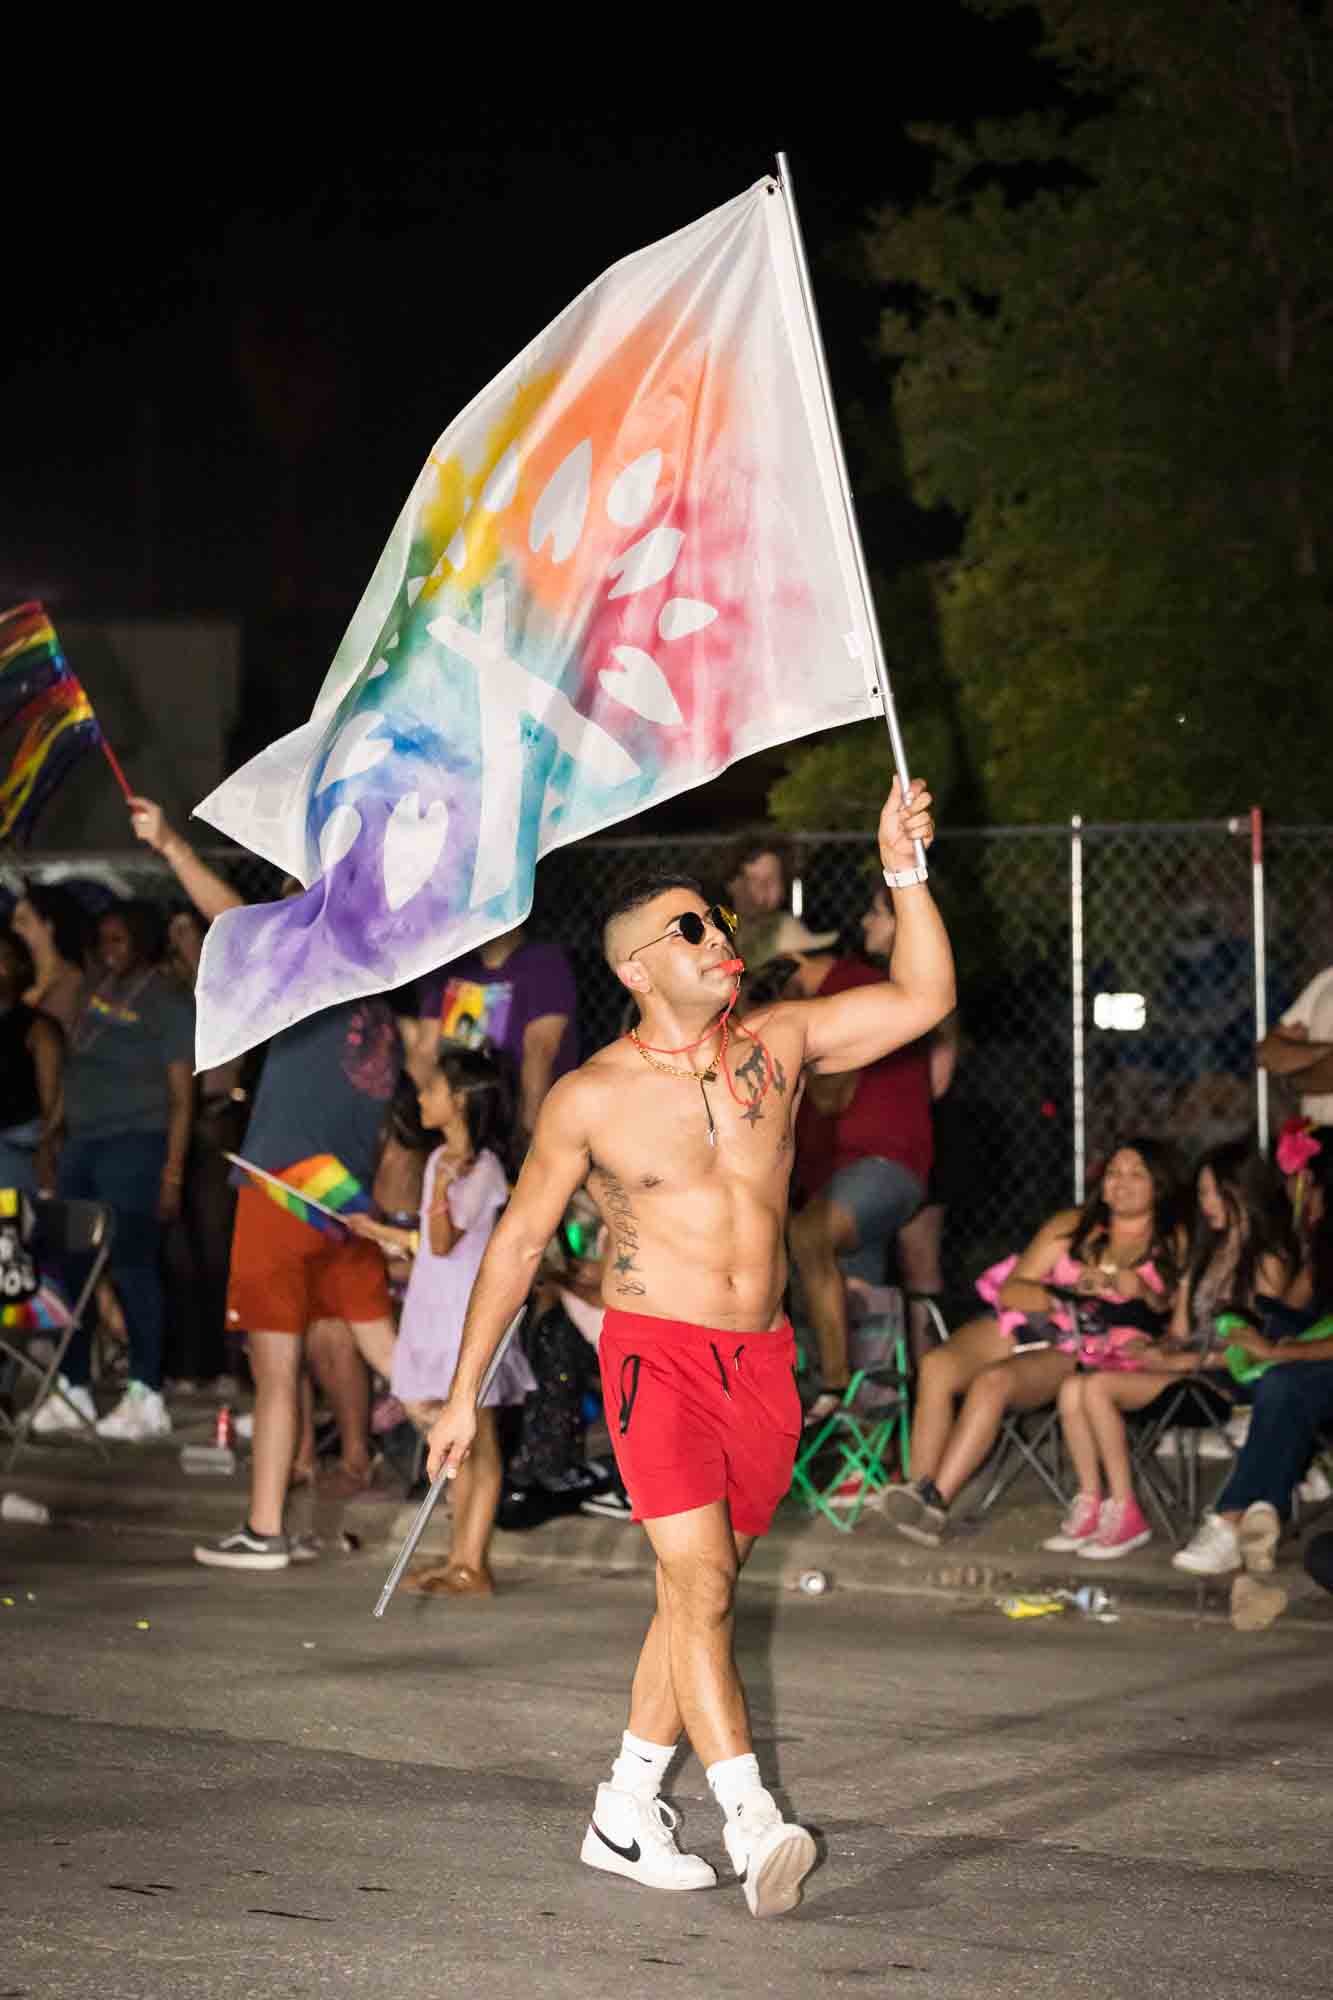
597,1169,647,1296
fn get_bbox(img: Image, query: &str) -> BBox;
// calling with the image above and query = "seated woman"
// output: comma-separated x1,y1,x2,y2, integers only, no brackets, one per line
886,1138,1181,1546
1173,1126,1333,1627
1042,1141,1293,1561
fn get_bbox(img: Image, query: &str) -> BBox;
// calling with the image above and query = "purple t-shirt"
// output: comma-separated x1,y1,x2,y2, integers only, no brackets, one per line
417,941,577,1082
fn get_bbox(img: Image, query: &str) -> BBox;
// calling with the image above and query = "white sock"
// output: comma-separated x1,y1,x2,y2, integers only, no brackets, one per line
609,1730,676,1798
705,1751,766,1819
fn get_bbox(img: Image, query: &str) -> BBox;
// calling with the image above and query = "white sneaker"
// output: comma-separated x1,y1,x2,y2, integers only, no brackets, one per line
580,1784,716,1892
1297,1463,1332,1506
29,1378,97,1436
96,1383,173,1442
1171,1511,1240,1575
722,1792,817,1918
1237,1500,1280,1574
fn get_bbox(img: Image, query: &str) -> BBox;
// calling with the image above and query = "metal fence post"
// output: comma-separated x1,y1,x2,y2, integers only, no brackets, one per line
1071,814,1086,1204
1251,806,1270,1155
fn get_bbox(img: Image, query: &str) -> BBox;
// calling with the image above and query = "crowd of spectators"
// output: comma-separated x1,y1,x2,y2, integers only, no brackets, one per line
3,816,1333,1628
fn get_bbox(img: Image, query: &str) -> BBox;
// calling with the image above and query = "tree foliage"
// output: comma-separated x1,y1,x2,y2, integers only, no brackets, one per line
773,0,1333,829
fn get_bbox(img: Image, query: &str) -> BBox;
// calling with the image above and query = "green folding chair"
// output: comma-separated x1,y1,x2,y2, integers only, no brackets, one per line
790,1324,912,1533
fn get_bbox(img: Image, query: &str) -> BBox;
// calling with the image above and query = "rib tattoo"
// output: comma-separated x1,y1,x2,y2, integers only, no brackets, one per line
597,1169,647,1296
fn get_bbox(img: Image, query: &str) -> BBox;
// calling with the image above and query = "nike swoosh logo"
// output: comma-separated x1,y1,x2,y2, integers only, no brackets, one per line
592,1823,641,1864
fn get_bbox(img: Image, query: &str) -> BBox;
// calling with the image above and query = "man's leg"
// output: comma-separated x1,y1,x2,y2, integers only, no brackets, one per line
897,1200,945,1364
638,1502,747,1766
641,1503,814,1917
306,1316,373,1488
789,1196,859,1393
247,1330,305,1536
624,1525,756,1752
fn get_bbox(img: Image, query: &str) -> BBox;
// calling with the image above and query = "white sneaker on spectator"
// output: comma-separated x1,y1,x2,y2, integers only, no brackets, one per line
722,1791,817,1918
1297,1463,1332,1506
29,1378,97,1435
1171,1511,1240,1575
580,1784,716,1891
96,1383,172,1442
1237,1500,1280,1574
1155,1430,1230,1461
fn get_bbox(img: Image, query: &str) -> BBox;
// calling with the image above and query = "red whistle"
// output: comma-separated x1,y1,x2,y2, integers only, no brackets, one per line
720,957,745,975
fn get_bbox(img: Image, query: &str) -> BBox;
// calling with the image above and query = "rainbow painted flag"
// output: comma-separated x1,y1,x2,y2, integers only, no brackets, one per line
225,1151,370,1237
192,175,887,1068
0,602,101,843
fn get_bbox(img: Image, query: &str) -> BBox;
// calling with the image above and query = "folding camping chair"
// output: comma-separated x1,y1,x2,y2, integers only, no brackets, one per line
790,1292,913,1532
791,1356,912,1531
0,1197,115,1470
920,1289,1074,1517
1128,1348,1239,1545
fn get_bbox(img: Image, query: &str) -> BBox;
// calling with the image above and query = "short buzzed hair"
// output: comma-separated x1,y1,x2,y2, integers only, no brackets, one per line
601,872,707,968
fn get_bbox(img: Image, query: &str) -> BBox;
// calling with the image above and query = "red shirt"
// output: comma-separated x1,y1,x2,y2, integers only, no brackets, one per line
796,958,934,1196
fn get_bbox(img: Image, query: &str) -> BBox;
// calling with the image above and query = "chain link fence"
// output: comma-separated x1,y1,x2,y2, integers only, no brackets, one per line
7,818,1332,1285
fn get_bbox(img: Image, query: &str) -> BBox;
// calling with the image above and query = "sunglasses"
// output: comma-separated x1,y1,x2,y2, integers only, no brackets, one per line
628,904,738,959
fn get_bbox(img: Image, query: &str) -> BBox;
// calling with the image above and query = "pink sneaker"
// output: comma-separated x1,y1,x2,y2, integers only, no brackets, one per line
1041,1492,1102,1552
1078,1496,1152,1560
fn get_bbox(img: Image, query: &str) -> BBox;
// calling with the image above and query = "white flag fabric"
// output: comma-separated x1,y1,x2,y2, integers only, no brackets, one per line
193,176,884,1067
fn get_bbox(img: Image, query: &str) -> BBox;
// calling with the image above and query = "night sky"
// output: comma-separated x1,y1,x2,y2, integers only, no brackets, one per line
8,19,1045,814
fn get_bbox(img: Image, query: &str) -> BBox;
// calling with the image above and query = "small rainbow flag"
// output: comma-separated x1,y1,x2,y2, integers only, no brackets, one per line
0,602,101,843
225,1152,370,1237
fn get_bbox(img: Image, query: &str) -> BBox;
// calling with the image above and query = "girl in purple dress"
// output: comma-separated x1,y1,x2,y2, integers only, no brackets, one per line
350,1048,533,1595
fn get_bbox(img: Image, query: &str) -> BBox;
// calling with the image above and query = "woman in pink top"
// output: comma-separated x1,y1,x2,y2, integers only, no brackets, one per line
350,1047,534,1596
1044,1143,1294,1561
887,1139,1182,1547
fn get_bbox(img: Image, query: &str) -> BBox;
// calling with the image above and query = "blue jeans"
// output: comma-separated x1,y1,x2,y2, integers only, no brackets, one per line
58,1132,167,1393
0,1118,44,1194
1216,1360,1333,1521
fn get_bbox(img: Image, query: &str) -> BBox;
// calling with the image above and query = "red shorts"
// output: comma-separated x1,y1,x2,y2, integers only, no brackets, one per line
225,1185,391,1337
598,1309,801,1537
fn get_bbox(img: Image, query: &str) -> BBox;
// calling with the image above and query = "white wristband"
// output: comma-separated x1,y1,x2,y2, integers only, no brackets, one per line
883,864,929,889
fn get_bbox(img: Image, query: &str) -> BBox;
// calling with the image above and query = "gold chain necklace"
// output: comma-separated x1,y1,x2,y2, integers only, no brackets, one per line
628,1032,721,1144
629,1031,718,1083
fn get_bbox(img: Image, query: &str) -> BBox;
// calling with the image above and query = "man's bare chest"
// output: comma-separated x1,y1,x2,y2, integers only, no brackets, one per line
590,1037,804,1193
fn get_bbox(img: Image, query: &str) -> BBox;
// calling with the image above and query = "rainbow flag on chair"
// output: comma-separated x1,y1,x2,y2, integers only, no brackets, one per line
225,1151,371,1237
0,602,101,843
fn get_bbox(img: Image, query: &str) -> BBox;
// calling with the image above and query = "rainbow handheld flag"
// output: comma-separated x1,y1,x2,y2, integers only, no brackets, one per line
225,1152,371,1237
0,602,102,843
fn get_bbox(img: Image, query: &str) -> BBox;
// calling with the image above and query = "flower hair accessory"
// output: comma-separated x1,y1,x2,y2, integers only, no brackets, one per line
1276,1116,1323,1178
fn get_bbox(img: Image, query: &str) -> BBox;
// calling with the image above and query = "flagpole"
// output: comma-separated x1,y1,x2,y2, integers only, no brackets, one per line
774,151,927,873
98,733,134,805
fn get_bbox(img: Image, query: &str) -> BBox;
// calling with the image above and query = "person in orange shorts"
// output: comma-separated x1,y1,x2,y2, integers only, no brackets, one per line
195,994,402,1572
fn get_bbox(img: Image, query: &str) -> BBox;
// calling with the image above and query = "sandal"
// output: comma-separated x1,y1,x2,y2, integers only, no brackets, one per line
403,1562,495,1598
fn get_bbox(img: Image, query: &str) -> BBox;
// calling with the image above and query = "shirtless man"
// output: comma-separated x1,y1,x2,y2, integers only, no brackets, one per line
427,777,952,1918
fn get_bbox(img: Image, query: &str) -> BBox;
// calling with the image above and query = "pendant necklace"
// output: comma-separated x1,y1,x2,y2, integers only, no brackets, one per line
628,995,774,1148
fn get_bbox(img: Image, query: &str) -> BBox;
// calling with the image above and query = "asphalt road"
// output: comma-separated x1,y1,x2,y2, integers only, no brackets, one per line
3,1520,1332,1999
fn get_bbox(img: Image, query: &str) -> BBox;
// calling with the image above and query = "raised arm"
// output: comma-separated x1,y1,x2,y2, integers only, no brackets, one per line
130,797,244,923
800,779,955,1075
426,1072,593,1478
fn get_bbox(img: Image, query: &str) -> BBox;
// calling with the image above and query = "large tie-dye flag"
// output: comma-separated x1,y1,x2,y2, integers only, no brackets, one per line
192,177,885,1067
